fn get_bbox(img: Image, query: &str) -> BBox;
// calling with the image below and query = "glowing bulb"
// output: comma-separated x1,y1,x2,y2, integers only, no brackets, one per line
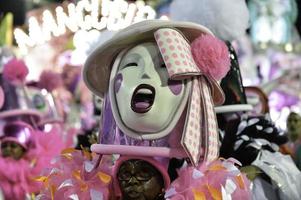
14,0,157,52
284,43,293,52
124,3,137,27
101,0,111,17
56,6,78,33
41,89,48,95
14,28,32,54
28,17,45,44
160,15,169,20
42,10,61,37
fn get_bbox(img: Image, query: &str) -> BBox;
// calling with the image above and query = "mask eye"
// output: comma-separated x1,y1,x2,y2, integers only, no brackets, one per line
122,62,138,69
33,94,46,110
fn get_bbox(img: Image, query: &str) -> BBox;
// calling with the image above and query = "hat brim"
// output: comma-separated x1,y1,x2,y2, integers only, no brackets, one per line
83,20,224,105
215,104,253,114
0,109,41,121
37,118,64,126
1,138,28,149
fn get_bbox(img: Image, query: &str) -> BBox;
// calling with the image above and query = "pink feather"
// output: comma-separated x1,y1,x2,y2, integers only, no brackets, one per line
165,158,251,199
0,158,40,200
39,70,63,92
3,58,29,85
191,34,230,80
0,128,65,199
38,150,112,200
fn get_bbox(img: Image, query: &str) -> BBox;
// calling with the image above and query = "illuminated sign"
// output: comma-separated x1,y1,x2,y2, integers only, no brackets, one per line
14,0,157,54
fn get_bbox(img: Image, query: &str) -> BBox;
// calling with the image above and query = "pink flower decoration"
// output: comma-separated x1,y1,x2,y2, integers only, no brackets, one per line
39,70,63,92
3,58,29,85
191,34,230,80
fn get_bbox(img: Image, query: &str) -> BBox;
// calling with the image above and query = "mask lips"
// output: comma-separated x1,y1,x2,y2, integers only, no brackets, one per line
131,84,155,114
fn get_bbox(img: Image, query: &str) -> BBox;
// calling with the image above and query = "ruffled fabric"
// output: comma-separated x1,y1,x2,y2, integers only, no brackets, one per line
191,34,230,80
37,149,113,200
0,128,65,200
165,158,251,200
252,150,301,200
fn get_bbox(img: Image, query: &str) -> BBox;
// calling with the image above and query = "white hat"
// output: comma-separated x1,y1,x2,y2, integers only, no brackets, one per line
83,20,225,105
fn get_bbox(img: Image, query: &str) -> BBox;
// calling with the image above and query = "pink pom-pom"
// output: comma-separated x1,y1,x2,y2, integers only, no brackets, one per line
191,34,230,80
39,70,63,92
3,58,29,85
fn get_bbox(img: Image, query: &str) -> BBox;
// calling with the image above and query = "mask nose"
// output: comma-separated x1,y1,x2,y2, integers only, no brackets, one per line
141,73,150,79
140,61,154,79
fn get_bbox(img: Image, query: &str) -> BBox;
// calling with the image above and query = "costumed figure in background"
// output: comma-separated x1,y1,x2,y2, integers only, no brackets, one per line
36,69,79,147
213,24,301,200
286,111,301,169
0,58,65,200
39,19,251,200
220,114,301,200
36,70,65,127
75,94,102,151
60,60,98,150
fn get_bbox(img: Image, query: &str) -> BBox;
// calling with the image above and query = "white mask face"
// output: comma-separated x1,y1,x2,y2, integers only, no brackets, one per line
109,42,190,139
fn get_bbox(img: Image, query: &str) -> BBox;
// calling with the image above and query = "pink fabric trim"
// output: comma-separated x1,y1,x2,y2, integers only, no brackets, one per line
37,118,64,126
91,144,187,158
0,109,41,120
0,86,4,109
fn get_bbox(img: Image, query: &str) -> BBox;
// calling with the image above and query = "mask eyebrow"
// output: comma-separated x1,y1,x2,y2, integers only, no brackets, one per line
120,53,142,69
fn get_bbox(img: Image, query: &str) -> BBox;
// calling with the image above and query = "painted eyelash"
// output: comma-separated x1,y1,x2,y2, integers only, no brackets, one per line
123,62,138,68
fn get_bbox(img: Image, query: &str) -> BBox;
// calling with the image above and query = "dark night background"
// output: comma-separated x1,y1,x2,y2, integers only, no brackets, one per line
0,0,66,26
0,0,301,35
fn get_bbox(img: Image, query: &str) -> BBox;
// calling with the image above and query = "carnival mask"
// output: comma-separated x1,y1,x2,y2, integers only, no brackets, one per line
109,42,189,140
117,159,165,200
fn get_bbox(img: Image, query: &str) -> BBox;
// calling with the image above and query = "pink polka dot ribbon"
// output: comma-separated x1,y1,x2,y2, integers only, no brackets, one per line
154,28,201,79
154,28,219,165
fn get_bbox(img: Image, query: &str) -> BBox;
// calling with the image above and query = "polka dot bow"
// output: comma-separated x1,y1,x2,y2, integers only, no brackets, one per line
154,28,220,166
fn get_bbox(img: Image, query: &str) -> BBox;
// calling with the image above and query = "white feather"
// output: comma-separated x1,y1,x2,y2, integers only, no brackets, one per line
170,0,250,41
